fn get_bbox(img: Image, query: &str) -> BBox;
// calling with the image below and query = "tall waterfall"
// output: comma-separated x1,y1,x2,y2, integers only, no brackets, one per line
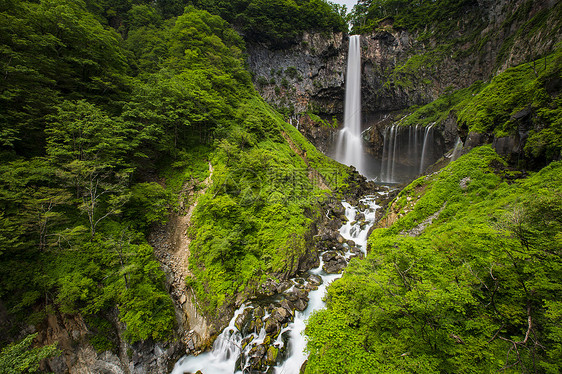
334,35,363,174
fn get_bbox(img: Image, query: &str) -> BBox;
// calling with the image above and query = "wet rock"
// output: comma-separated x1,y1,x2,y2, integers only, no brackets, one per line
255,318,263,333
241,335,255,350
266,346,279,366
294,277,307,286
264,317,280,335
322,251,338,262
294,298,308,312
294,287,309,300
280,299,295,314
249,343,267,358
272,307,292,324
308,274,323,287
257,279,279,297
322,251,347,273
235,309,250,332
349,247,364,259
276,281,292,293
285,290,298,302
248,344,267,370
336,234,345,244
331,204,345,217
263,335,272,345
254,306,265,318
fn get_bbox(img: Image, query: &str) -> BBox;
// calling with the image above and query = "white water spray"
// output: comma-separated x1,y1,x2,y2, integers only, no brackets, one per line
451,137,463,161
419,124,434,174
334,35,363,174
171,195,383,374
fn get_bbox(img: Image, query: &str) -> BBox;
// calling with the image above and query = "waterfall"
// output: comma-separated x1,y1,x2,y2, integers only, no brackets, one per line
419,125,434,174
378,124,437,183
334,35,363,174
451,137,463,161
171,195,384,374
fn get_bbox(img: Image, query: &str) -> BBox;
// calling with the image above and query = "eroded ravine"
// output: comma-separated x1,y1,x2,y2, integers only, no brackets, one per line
171,193,386,373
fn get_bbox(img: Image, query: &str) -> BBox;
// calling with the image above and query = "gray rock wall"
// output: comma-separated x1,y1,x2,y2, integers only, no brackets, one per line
246,0,561,163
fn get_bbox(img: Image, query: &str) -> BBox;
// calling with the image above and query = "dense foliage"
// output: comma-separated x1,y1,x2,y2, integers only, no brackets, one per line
0,333,59,374
0,0,350,360
81,0,347,47
191,0,348,47
351,0,477,35
396,48,562,166
306,146,562,373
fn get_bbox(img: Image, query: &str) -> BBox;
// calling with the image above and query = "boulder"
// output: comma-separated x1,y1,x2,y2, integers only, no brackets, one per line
249,343,267,358
322,251,347,273
254,306,265,318
264,317,280,335
276,281,292,293
266,346,279,366
257,279,279,297
349,247,364,259
280,299,295,314
336,234,345,244
322,251,338,262
308,274,323,287
255,318,263,333
272,307,292,324
234,309,250,332
294,298,308,312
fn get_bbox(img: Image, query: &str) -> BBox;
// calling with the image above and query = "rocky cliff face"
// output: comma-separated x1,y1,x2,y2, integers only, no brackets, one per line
361,0,561,114
247,0,561,166
39,311,183,374
246,32,347,152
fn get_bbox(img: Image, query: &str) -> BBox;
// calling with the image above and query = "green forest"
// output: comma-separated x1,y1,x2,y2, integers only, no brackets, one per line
0,0,349,366
1,0,561,373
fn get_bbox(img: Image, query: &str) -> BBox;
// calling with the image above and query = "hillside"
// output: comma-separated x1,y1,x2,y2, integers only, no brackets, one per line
0,0,561,373
0,1,352,372
306,146,562,373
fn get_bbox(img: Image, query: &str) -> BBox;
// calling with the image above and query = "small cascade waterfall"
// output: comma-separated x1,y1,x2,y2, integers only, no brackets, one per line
419,124,434,174
171,195,384,374
379,124,436,183
334,35,363,174
451,137,464,161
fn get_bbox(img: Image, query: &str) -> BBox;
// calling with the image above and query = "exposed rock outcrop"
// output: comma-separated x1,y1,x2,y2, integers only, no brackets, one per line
40,311,184,374
247,32,347,151
247,0,562,167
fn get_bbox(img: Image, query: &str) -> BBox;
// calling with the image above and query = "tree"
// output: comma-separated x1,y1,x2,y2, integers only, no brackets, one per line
46,100,134,238
0,333,60,374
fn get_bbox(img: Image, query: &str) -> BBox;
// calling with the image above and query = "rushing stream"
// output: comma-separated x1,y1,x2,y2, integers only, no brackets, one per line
171,194,383,374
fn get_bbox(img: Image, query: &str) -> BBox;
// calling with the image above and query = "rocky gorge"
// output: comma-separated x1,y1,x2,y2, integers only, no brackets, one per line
3,0,559,372
247,0,562,176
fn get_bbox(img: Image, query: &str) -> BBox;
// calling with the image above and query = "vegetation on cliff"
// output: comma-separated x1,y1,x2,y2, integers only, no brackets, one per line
352,0,478,36
0,0,349,361
397,47,561,167
306,146,562,373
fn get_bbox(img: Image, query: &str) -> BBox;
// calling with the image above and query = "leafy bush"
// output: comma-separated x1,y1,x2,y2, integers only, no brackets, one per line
306,147,562,372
